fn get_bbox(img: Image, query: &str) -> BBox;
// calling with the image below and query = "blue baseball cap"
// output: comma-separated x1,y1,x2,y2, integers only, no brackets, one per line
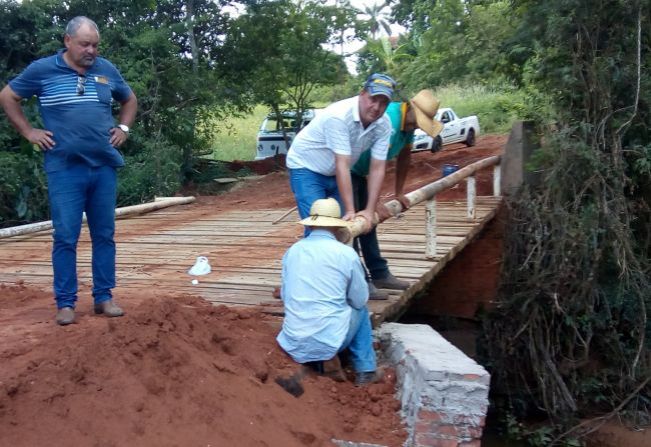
363,73,396,100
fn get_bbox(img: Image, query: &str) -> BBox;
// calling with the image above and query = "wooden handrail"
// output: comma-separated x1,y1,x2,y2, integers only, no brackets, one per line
347,155,501,239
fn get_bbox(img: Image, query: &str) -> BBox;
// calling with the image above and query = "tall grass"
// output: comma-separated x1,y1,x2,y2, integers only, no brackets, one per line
433,84,528,134
207,105,270,161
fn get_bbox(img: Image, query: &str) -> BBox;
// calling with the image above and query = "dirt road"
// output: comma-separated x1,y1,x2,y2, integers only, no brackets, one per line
0,135,505,446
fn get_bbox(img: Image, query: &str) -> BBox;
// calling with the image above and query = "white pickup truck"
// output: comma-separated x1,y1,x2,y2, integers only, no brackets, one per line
413,107,480,152
255,109,322,160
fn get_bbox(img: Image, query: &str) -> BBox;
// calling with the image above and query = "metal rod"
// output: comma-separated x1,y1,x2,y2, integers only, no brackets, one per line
272,206,298,225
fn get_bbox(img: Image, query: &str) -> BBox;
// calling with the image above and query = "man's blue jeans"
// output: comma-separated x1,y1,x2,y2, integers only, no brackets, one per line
351,173,389,280
340,306,376,373
289,168,343,236
47,165,117,309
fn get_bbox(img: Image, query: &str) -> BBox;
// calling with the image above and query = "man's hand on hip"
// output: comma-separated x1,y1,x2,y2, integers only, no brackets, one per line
27,128,55,150
110,127,128,147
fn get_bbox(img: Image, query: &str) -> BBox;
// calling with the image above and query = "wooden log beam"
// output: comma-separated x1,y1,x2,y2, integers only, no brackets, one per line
0,196,196,239
348,155,501,238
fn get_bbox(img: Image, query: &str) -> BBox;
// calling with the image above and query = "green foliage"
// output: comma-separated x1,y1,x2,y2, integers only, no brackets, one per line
0,146,49,226
483,0,651,443
356,2,392,39
308,77,362,104
117,139,182,206
357,35,416,78
0,0,349,226
433,83,531,133
220,0,348,126
392,1,521,91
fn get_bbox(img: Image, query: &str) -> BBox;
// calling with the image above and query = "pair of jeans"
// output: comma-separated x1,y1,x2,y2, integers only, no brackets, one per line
47,164,117,309
289,168,343,236
351,173,389,280
339,306,376,373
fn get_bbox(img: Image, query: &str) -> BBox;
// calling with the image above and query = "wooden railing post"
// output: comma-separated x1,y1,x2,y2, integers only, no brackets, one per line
425,197,437,259
466,176,476,219
493,164,501,197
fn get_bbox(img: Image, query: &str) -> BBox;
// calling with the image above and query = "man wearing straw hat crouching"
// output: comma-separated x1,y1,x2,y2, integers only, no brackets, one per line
276,198,382,386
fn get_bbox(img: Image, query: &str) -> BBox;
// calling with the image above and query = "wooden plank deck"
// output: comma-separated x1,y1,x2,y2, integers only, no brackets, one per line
0,196,501,326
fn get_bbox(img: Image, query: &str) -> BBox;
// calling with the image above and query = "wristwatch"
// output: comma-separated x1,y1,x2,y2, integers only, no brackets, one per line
117,124,130,134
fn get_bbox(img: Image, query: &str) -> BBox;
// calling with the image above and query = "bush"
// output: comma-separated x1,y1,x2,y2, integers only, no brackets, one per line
117,139,182,206
0,147,49,227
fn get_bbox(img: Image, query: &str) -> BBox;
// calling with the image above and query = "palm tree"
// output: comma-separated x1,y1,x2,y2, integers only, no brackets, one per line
358,1,392,39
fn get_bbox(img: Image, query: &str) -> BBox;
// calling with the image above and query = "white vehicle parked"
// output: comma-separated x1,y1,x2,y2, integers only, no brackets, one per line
255,109,322,160
413,107,480,152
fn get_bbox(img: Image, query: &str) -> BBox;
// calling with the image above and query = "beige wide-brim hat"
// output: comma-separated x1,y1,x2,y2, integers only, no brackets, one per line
298,198,351,228
410,89,443,138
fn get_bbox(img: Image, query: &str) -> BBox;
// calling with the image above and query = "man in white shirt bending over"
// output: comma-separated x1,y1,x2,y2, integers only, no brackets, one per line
285,73,395,235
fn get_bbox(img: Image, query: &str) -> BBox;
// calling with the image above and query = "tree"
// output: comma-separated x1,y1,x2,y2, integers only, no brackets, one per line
0,0,245,223
357,1,393,39
387,0,436,40
485,0,651,441
220,0,347,152
357,35,415,80
387,0,521,91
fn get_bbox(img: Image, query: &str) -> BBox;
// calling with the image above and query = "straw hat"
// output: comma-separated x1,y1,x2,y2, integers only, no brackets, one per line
299,198,350,228
410,89,443,138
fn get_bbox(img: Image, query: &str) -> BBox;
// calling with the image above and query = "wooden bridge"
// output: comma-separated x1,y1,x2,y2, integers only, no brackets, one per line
0,156,502,326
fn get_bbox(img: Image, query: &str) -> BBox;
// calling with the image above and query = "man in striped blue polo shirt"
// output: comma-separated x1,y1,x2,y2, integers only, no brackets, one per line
286,73,395,234
0,16,138,326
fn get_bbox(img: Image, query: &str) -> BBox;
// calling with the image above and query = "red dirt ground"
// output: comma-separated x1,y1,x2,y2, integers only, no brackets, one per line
0,136,505,447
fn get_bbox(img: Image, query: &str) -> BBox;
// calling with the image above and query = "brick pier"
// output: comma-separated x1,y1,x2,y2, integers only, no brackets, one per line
377,323,490,447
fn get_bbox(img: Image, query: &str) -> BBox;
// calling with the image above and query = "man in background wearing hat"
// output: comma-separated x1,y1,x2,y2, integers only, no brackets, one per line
286,73,395,234
276,198,381,386
351,90,443,296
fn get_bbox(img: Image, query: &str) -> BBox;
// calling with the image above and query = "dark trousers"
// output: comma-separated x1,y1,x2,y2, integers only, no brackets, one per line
351,173,389,281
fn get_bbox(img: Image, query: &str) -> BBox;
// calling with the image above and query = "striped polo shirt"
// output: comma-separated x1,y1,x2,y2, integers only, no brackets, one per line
9,49,132,173
285,96,391,176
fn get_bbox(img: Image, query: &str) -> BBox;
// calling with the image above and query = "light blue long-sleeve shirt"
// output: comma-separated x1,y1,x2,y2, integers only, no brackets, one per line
276,229,369,363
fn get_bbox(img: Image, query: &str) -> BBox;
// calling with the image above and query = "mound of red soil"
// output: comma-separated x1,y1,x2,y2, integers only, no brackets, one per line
0,287,404,447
